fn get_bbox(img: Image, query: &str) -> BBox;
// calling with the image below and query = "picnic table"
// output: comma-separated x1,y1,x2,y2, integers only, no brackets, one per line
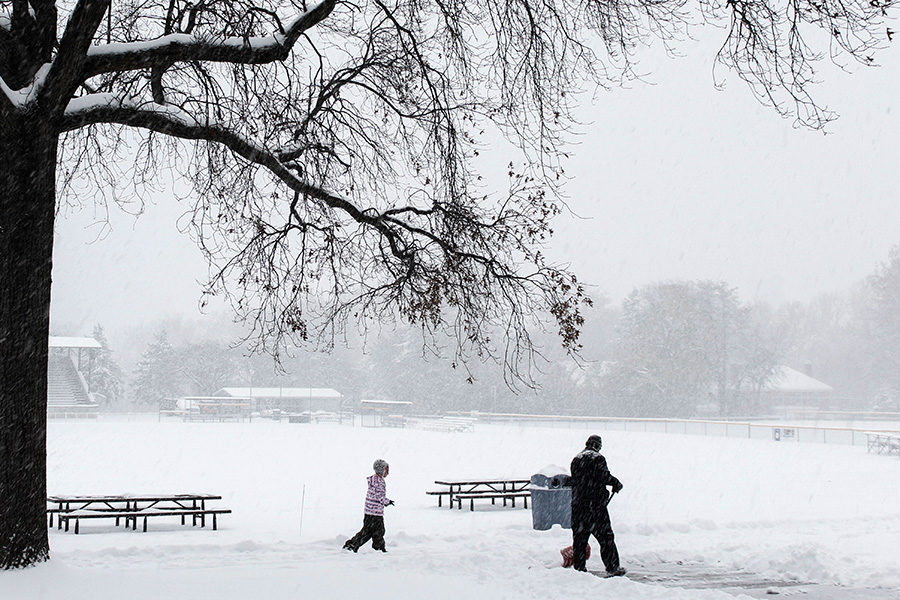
866,432,900,457
428,479,531,511
47,494,230,534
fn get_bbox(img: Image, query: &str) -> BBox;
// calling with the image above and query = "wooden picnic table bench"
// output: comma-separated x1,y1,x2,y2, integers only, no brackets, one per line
428,479,530,509
47,494,230,534
56,508,232,534
454,491,530,511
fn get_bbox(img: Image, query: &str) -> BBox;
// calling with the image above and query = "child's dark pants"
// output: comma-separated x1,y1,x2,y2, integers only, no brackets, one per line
344,514,385,551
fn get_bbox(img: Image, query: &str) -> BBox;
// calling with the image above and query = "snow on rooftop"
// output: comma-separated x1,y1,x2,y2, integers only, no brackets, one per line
360,399,414,406
765,365,833,393
49,336,102,349
216,387,343,399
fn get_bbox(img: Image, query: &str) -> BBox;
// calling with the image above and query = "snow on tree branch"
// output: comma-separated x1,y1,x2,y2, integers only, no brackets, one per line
61,93,349,205
82,0,336,79
60,92,428,265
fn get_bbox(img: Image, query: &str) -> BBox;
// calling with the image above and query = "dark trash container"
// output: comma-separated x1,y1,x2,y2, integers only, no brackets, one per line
530,471,571,530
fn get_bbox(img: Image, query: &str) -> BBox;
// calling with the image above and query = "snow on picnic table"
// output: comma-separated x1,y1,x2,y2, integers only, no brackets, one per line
2,416,899,600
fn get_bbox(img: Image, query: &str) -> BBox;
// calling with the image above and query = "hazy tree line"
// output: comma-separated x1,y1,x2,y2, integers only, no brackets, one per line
85,245,900,417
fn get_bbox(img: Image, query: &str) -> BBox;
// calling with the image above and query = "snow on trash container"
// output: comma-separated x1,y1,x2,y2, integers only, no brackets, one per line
530,466,571,530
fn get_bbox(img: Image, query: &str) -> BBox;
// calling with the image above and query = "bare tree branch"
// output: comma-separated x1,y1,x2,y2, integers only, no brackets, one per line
60,95,338,199
82,0,337,80
58,94,417,262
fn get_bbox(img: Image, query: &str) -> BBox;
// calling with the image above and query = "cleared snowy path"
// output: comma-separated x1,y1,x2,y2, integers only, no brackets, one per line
613,560,900,599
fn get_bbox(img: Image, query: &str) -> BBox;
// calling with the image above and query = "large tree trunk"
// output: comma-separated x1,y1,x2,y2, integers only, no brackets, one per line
0,114,57,569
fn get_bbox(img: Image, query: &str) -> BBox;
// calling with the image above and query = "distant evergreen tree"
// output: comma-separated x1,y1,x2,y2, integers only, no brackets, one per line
90,324,123,408
133,330,183,406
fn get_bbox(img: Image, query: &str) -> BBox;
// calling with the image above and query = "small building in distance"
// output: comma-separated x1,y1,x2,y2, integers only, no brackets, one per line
761,365,834,413
214,387,345,414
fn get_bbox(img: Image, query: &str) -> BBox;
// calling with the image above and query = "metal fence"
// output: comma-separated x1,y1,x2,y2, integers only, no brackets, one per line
450,411,900,448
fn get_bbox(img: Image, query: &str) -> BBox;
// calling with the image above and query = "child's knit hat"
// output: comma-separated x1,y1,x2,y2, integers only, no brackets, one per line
373,459,389,476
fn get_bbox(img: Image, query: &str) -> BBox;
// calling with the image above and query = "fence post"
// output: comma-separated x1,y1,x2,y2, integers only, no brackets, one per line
748,424,751,439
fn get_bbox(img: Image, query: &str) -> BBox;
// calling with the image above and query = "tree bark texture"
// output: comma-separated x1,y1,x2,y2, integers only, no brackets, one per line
0,115,56,569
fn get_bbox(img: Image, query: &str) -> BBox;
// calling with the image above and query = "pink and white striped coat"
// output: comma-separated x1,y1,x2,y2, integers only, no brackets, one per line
364,474,391,515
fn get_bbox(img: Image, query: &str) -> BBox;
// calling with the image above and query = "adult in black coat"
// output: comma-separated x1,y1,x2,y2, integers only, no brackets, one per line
569,434,624,574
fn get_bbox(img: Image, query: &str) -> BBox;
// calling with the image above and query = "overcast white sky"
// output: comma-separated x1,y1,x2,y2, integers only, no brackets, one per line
50,32,900,337
553,39,900,306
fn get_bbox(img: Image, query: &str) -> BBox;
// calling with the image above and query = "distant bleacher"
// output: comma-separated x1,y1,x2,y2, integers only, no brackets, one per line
47,337,100,419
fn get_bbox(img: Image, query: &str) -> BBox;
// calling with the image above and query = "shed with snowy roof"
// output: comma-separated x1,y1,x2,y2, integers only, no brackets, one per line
760,365,834,410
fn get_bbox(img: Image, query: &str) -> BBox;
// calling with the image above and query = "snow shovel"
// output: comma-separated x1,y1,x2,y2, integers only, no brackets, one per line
560,542,590,567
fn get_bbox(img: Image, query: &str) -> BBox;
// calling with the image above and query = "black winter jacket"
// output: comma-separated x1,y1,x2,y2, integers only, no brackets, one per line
569,448,621,508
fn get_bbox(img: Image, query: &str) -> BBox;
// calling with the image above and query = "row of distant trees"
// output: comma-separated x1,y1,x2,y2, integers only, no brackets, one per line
581,246,900,416
86,245,900,416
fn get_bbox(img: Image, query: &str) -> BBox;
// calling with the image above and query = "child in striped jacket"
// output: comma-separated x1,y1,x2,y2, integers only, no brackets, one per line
343,459,393,552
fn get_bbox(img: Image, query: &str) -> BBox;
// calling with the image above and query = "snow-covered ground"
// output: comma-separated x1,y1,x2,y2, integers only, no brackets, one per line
2,417,899,599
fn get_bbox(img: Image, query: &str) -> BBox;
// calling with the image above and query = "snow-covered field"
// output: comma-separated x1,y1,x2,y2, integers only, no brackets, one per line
2,417,899,599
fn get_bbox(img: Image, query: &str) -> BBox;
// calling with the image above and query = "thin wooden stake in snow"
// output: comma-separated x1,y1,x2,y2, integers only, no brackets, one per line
299,485,306,538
